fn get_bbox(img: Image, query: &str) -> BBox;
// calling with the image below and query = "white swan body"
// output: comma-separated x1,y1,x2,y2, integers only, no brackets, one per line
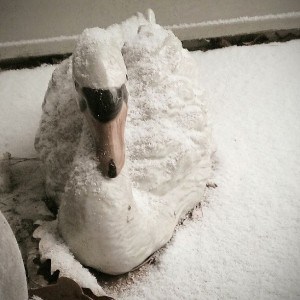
35,12,212,275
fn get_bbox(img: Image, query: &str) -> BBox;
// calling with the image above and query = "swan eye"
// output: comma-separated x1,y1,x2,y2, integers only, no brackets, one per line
74,81,79,90
82,87,123,123
126,74,128,80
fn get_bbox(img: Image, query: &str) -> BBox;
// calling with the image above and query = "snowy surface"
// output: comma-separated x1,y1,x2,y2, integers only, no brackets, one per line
0,65,55,157
0,40,300,299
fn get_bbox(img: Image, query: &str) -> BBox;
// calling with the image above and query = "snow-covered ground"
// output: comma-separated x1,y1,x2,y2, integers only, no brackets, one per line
0,40,300,299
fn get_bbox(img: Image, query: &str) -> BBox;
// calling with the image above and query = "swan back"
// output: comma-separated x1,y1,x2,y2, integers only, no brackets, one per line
123,23,211,198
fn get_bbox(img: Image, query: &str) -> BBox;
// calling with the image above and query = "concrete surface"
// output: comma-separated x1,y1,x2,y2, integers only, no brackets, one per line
0,0,300,60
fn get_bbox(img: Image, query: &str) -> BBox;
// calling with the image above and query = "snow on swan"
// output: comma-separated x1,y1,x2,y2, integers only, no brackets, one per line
35,10,212,275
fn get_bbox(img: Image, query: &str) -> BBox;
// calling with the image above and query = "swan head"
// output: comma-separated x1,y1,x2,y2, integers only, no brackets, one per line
72,28,128,178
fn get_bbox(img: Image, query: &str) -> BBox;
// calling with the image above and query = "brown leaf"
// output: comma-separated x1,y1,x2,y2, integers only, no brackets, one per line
29,277,114,300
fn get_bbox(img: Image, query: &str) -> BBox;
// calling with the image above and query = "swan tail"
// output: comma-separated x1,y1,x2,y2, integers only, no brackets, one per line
146,9,156,24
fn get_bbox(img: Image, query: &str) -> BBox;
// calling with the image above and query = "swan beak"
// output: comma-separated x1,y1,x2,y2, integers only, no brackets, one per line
79,84,128,178
90,102,127,178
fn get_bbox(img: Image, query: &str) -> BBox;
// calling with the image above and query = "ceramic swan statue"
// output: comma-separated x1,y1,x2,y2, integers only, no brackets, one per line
35,10,212,275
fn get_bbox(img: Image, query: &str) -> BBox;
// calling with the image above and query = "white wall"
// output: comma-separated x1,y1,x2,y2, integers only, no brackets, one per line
0,0,300,60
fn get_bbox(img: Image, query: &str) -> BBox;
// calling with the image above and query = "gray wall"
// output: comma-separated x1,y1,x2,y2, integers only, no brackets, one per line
1,0,300,60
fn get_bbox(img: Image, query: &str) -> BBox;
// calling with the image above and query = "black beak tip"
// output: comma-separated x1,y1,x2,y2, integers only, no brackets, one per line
108,159,117,178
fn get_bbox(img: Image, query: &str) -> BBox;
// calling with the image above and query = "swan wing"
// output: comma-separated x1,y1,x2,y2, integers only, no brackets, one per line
35,59,83,202
123,23,212,207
